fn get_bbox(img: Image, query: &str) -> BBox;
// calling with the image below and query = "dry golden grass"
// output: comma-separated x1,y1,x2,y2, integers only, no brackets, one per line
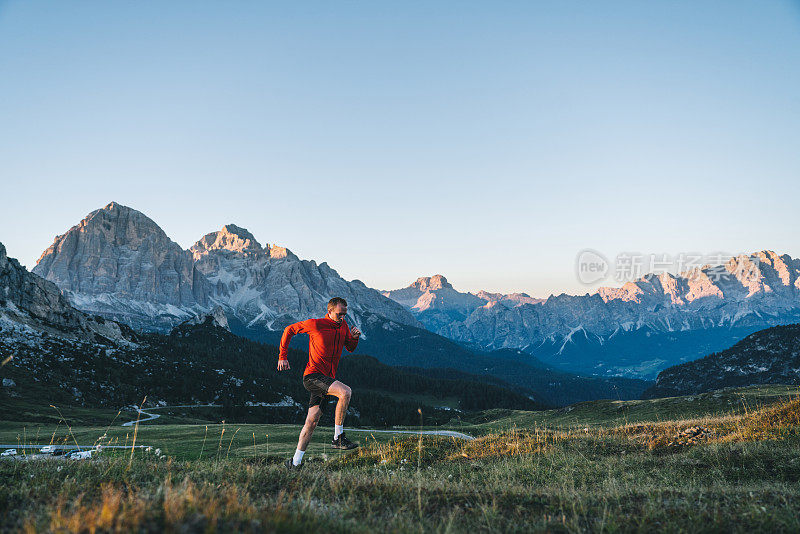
453,427,554,460
717,396,800,443
48,483,146,533
6,391,800,533
36,471,309,534
602,395,800,451
162,475,258,531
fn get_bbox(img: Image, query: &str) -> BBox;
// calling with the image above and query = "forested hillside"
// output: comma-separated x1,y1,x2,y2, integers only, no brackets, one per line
1,320,546,427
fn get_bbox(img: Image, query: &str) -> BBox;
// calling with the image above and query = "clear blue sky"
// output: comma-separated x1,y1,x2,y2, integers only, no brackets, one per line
1,1,799,296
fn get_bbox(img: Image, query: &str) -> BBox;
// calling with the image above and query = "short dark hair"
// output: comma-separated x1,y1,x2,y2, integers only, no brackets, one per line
327,297,347,312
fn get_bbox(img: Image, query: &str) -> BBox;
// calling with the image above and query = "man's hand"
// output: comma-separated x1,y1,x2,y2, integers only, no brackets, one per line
351,326,361,338
277,359,290,371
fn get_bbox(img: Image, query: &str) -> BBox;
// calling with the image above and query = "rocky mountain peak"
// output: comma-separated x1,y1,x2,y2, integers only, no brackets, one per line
383,274,492,329
33,202,210,331
746,250,799,290
93,200,162,232
414,274,452,291
475,290,544,307
220,224,260,246
187,225,413,332
190,225,297,261
37,201,170,266
475,290,500,301
191,224,264,258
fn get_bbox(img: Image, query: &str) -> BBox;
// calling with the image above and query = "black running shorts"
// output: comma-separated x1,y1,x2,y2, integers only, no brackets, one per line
303,372,336,412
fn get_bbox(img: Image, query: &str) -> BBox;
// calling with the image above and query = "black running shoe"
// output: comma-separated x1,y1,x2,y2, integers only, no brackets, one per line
331,432,359,450
285,457,303,470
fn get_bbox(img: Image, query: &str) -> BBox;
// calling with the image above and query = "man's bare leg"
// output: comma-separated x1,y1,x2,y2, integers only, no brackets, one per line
327,380,358,448
292,405,322,465
327,380,352,428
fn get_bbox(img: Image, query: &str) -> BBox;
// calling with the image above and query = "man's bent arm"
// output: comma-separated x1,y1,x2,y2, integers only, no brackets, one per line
279,320,312,360
344,322,359,352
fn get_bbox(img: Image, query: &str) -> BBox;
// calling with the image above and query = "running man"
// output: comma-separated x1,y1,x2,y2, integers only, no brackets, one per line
278,296,361,469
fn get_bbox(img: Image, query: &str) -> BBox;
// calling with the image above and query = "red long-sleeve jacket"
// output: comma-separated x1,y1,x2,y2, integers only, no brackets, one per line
278,315,359,378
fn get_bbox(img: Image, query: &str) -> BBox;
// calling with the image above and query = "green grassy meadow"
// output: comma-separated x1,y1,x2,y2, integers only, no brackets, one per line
2,385,800,532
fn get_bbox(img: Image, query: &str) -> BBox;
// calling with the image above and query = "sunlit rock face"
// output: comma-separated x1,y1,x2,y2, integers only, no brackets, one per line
190,224,420,332
33,202,211,331
1,241,124,342
191,224,269,257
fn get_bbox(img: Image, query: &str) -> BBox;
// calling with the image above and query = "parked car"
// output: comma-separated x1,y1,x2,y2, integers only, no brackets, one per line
65,450,92,460
40,445,57,454
1,449,17,457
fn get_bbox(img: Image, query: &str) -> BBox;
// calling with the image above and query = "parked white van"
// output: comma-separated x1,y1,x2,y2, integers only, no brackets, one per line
1,449,17,457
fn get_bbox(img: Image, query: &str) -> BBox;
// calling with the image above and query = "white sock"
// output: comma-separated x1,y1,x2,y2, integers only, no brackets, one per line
334,425,344,439
292,448,305,466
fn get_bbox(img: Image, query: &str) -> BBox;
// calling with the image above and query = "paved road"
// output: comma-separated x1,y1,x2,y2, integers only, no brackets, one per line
121,404,220,426
347,428,474,440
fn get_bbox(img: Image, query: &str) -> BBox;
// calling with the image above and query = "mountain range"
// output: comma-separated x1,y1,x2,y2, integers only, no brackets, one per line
6,229,799,412
26,201,800,382
28,203,510,390
382,255,800,378
33,202,417,334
